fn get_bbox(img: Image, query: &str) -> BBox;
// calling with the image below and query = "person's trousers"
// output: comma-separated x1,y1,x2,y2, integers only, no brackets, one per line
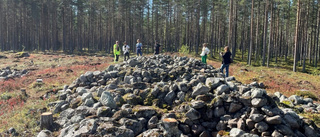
114,54,119,62
201,55,207,64
124,52,130,61
137,49,142,56
220,63,230,77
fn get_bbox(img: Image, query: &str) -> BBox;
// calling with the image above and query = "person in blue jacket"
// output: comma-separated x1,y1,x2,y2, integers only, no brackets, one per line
136,39,143,56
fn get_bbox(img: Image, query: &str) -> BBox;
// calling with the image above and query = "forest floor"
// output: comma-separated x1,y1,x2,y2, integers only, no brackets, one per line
0,51,319,135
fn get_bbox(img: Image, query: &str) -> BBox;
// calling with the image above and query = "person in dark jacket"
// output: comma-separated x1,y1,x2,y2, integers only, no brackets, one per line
220,46,232,77
154,41,161,55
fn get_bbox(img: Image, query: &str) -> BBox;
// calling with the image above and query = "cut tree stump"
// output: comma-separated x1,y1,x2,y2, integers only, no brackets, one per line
40,112,53,130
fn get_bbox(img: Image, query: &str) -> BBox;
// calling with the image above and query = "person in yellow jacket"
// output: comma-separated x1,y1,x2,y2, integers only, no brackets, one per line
114,41,120,62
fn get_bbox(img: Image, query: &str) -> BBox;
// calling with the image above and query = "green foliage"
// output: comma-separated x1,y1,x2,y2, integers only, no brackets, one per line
309,68,320,76
279,100,294,108
0,92,12,100
184,93,192,102
295,90,318,101
300,113,320,127
143,93,155,106
179,44,189,55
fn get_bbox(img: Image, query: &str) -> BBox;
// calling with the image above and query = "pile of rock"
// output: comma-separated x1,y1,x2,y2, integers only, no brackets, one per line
274,91,320,114
39,55,320,137
0,67,28,80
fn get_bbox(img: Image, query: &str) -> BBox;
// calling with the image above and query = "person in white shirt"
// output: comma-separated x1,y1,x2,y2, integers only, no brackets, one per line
123,41,130,61
200,43,210,64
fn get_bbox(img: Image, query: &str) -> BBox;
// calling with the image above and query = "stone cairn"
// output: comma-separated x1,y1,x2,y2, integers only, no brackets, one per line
0,67,28,81
39,55,320,137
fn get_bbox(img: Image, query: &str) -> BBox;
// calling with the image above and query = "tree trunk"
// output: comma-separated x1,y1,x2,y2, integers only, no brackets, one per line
232,1,238,59
285,2,291,62
248,0,254,65
316,3,320,68
228,0,233,48
255,0,260,63
294,0,301,72
267,0,273,67
303,1,310,73
262,0,269,66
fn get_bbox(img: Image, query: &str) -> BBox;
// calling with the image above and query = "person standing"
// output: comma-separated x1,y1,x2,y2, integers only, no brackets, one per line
200,43,210,64
122,41,130,61
154,41,161,55
113,41,120,62
220,46,232,77
136,39,143,56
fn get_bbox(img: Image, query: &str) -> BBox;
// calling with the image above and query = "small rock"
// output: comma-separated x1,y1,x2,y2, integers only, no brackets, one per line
259,82,265,88
97,106,111,117
246,119,255,130
148,116,159,129
81,92,93,101
261,106,274,116
191,125,205,136
177,91,185,101
199,130,211,137
123,119,143,136
83,98,94,107
76,87,88,96
134,106,156,118
178,82,189,92
186,108,201,120
164,91,176,105
249,114,265,122
205,77,221,89
255,121,269,132
288,95,304,105
99,91,116,108
265,115,282,125
275,125,294,136
191,100,206,109
229,103,242,113
249,82,259,87
271,130,284,137
284,114,300,129
8,127,16,134
230,128,245,137
179,124,190,134
192,83,210,97
251,98,267,107
215,84,230,95
37,130,52,137
216,121,227,131
251,88,266,98
137,129,162,137
226,76,236,81
304,125,319,137
214,107,226,117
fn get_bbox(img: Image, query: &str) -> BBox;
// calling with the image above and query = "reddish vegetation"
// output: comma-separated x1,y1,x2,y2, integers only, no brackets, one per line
0,53,111,117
